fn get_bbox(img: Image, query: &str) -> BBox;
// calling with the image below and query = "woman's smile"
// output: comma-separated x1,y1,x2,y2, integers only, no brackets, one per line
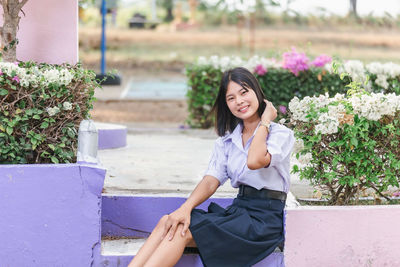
238,105,249,113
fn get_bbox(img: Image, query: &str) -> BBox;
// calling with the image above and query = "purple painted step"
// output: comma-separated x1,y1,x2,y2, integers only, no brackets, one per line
95,122,127,150
100,195,285,267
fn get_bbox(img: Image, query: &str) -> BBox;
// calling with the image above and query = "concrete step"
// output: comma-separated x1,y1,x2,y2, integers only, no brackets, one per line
100,238,284,267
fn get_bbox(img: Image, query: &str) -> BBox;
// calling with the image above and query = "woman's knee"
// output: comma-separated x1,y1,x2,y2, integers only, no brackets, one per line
176,224,193,243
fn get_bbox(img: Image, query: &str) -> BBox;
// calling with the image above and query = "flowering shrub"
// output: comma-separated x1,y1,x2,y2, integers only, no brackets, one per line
289,88,400,205
282,48,311,76
186,52,400,128
0,61,98,164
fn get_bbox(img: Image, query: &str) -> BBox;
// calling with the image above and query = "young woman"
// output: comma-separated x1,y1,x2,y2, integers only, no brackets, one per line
128,67,294,267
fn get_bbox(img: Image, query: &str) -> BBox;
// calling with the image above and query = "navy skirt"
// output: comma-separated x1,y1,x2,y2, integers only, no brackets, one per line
189,195,285,267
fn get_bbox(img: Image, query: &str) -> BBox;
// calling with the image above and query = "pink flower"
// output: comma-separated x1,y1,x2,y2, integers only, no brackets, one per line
279,105,287,114
0,70,3,75
12,76,20,83
393,192,400,197
282,47,309,76
311,54,332,67
254,64,267,76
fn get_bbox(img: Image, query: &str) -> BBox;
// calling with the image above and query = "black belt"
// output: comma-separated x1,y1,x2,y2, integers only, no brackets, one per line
238,185,287,201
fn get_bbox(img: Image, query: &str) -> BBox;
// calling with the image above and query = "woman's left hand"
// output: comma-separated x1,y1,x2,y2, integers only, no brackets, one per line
261,100,277,122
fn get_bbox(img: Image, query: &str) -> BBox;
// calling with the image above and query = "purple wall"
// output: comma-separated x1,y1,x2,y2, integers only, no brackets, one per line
0,163,106,266
101,196,234,237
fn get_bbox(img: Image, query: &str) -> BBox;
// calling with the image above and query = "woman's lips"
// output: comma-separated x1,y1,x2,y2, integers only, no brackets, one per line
239,106,249,113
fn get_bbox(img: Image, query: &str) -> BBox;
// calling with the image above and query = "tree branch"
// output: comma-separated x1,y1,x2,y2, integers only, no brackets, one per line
17,0,28,11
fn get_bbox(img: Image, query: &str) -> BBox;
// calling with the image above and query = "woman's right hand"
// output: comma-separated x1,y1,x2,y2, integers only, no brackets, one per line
161,205,192,241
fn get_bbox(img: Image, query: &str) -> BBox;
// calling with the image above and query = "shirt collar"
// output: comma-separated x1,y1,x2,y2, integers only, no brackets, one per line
224,121,263,150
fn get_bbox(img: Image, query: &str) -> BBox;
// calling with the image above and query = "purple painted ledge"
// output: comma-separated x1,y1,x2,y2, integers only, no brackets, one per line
96,122,127,150
0,163,106,267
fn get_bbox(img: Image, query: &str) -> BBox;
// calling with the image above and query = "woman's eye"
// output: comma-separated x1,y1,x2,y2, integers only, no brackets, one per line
241,91,247,95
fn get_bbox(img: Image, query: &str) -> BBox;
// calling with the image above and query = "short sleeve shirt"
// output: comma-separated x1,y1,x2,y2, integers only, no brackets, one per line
204,122,294,193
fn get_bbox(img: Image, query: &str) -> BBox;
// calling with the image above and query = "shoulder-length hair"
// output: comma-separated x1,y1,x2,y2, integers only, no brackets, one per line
211,67,266,136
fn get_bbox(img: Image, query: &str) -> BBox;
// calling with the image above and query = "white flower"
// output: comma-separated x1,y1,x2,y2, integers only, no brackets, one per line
342,60,366,83
298,152,312,165
197,56,208,65
46,106,60,116
63,102,73,111
293,138,304,154
278,118,286,124
375,74,389,89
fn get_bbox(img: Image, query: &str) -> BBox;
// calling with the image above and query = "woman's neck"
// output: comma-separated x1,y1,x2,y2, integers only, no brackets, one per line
242,116,261,135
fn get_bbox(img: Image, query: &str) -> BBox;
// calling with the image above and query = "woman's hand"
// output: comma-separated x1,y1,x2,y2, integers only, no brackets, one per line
261,100,277,122
161,205,192,241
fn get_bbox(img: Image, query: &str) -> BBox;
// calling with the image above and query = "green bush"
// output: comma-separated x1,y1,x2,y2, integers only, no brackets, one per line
288,88,400,205
0,61,98,164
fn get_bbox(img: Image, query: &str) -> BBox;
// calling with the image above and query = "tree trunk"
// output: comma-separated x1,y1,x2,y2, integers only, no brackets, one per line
0,0,29,62
349,0,357,17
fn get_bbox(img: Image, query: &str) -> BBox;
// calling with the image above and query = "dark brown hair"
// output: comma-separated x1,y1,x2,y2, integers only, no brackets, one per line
212,67,266,136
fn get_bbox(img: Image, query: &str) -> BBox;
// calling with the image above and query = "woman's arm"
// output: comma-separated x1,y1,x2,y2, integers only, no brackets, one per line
161,175,220,240
247,100,277,170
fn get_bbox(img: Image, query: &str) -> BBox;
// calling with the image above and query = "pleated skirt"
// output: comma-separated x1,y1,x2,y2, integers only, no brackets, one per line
189,195,285,267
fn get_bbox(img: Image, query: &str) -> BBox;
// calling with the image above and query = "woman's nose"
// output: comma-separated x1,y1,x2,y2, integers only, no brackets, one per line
236,96,244,105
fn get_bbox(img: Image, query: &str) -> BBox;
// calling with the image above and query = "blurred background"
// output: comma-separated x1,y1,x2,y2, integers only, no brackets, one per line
83,0,400,126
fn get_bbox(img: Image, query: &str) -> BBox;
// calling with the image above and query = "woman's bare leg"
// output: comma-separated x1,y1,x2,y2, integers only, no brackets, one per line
144,224,196,267
128,215,169,267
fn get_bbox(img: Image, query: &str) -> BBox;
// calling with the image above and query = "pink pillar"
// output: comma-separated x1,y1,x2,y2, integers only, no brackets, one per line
0,0,78,64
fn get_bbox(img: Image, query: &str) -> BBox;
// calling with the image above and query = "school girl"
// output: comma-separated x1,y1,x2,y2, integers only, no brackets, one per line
128,67,294,267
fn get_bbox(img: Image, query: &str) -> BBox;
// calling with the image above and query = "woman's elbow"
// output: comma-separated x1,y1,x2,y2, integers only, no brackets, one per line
247,157,271,170
247,159,263,170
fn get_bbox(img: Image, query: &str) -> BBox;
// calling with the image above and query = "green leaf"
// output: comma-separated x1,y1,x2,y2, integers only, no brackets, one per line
0,89,8,96
6,127,13,135
40,122,49,129
33,115,40,120
48,144,55,151
350,137,358,147
51,156,59,164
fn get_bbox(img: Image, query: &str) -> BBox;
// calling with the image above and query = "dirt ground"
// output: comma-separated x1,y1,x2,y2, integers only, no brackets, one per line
91,99,188,124
79,26,400,71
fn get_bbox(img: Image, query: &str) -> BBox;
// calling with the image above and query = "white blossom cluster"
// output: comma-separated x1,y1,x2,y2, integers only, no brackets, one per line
350,93,400,121
196,55,280,72
42,68,73,87
289,92,400,135
63,102,73,110
366,62,400,89
325,60,400,90
0,62,39,87
0,62,74,88
46,106,60,116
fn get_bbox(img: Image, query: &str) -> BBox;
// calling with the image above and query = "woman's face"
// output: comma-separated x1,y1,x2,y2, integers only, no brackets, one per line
225,81,260,121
